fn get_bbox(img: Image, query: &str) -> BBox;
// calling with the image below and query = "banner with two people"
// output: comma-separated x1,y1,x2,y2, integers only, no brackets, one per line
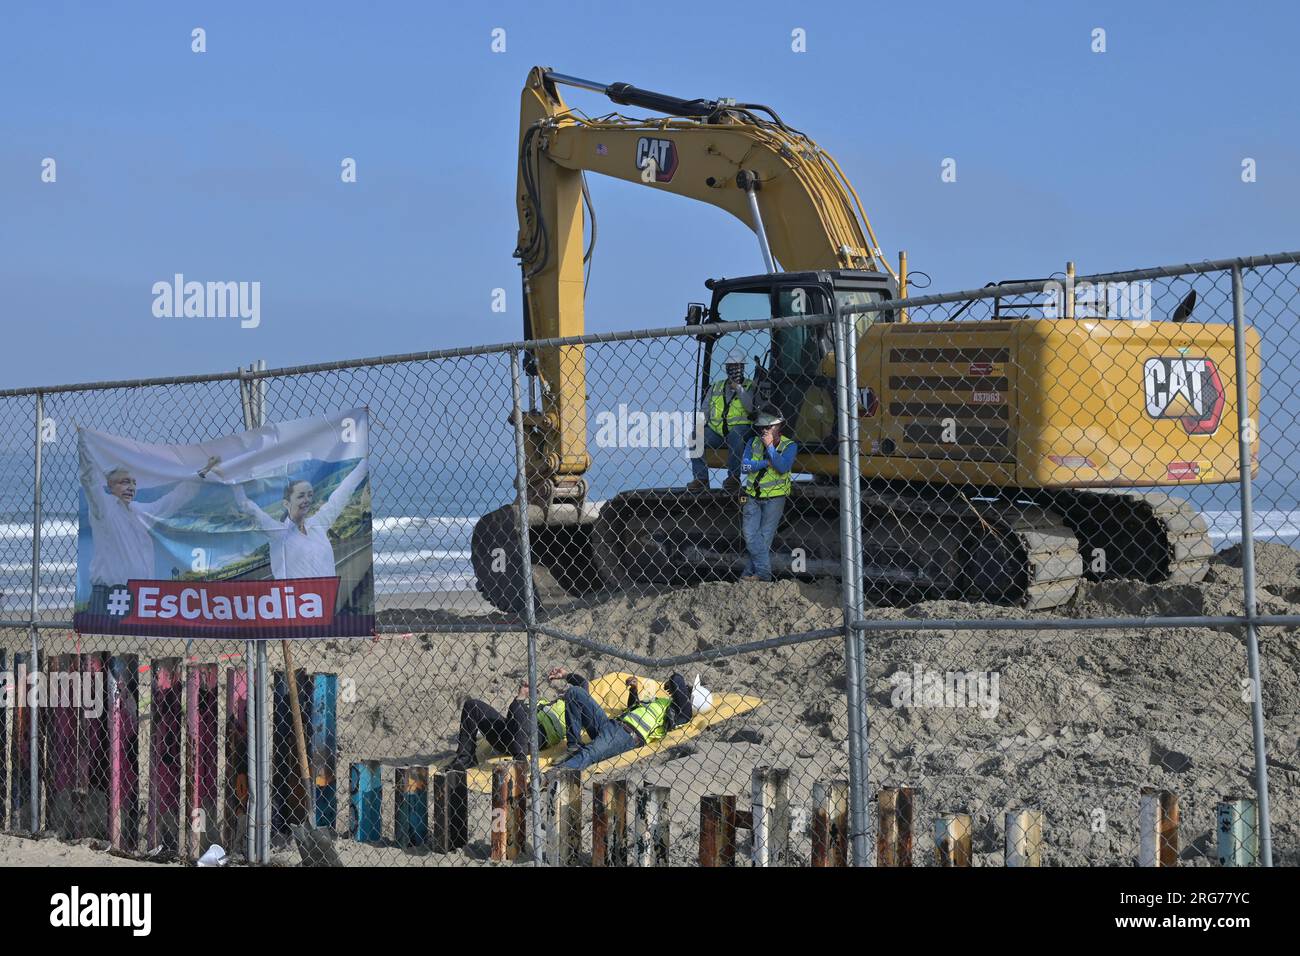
74,408,374,638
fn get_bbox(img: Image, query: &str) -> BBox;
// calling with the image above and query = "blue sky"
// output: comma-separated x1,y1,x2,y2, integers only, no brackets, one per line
2,0,1298,389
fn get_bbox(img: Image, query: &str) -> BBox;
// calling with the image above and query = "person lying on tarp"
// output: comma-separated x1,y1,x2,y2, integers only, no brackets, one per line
443,666,582,771
556,672,693,771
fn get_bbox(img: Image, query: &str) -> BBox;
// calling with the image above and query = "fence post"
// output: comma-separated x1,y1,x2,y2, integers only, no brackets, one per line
508,349,545,863
239,360,274,863
544,768,582,866
751,765,790,867
832,311,869,866
1004,808,1044,867
877,786,915,867
1231,265,1273,866
699,794,737,867
28,390,44,832
1139,788,1179,867
934,812,973,867
811,779,850,867
634,783,670,867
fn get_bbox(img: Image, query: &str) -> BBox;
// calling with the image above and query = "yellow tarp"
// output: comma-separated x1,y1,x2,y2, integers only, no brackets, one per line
465,672,762,792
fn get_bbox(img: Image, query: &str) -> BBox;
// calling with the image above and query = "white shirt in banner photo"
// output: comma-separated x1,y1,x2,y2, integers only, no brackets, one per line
233,458,369,579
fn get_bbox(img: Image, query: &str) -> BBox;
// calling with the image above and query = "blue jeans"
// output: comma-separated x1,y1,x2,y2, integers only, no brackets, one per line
557,686,639,771
691,426,750,483
742,494,787,580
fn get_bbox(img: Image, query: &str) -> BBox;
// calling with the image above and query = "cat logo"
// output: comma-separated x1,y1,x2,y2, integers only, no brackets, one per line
1142,356,1224,434
635,137,678,182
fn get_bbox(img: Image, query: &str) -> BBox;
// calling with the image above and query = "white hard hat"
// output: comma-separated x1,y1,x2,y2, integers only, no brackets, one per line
725,350,746,366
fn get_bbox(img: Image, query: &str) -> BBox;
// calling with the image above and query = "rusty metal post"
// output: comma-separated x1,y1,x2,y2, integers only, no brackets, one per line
222,668,249,853
634,783,670,867
699,794,737,867
394,764,429,849
105,654,140,853
751,766,790,867
544,768,581,866
429,769,468,853
812,779,850,867
1217,797,1259,867
1004,808,1044,867
876,786,915,867
592,779,628,867
490,760,527,862
1139,788,1179,867
934,812,973,867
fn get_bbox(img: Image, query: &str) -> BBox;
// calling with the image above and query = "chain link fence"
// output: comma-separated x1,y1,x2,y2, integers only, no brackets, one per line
1,252,1297,866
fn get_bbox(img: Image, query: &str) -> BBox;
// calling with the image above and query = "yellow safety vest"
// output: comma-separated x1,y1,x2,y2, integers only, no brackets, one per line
537,699,567,748
746,435,794,499
620,695,672,744
707,379,754,435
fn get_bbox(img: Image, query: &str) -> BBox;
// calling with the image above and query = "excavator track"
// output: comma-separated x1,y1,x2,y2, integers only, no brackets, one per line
1042,489,1213,585
470,486,1212,613
584,484,1084,610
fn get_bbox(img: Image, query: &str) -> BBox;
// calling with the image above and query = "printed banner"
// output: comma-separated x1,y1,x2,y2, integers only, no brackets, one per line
74,408,374,638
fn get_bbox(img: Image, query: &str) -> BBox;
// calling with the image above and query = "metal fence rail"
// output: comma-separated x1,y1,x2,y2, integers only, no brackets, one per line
0,250,1297,866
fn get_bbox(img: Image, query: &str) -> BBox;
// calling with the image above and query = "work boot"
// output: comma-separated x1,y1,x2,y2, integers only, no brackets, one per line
443,754,474,773
722,476,741,493
686,479,709,492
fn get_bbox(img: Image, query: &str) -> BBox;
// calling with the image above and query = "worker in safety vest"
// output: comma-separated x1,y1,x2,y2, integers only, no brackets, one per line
555,672,693,771
444,667,584,771
740,411,797,582
688,349,755,493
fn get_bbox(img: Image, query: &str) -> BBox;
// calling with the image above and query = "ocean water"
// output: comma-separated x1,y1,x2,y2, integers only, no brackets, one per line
1,476,1296,613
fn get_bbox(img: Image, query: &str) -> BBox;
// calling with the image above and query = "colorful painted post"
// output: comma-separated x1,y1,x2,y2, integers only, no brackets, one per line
699,794,737,867
0,648,6,828
394,764,429,849
1139,788,1180,867
185,663,219,859
146,657,182,855
10,651,30,828
430,770,469,854
106,655,140,853
1217,797,1259,867
46,653,81,837
490,760,527,862
811,780,850,867
272,669,311,833
751,766,791,867
877,786,915,867
78,651,110,840
592,779,628,867
935,812,973,867
544,768,581,866
349,761,383,843
223,668,249,852
1004,809,1044,867
308,673,337,829
634,783,670,868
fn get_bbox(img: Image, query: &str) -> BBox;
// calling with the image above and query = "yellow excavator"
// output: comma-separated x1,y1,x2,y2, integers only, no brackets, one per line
471,67,1259,612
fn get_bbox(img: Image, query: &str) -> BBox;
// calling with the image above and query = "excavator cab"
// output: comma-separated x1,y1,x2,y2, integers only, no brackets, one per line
692,270,896,458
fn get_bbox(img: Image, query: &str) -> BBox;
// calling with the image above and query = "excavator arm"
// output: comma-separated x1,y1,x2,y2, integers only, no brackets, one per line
514,66,891,505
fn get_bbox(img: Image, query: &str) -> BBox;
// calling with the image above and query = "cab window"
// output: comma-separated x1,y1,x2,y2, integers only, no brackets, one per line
836,289,890,338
